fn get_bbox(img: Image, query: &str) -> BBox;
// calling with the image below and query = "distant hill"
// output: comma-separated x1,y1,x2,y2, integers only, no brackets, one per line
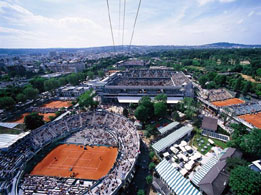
0,42,261,55
200,42,261,48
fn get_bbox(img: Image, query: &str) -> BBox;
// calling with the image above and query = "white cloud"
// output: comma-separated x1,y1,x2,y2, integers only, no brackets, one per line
197,0,236,6
0,1,110,48
219,0,236,3
197,0,215,6
0,0,260,47
248,10,255,17
237,19,244,24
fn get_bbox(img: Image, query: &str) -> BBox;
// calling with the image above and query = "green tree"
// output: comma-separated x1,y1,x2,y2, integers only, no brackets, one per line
154,102,167,118
87,71,94,80
67,73,80,85
145,124,157,136
242,81,252,95
233,77,243,92
58,77,67,86
199,75,208,87
23,87,39,99
255,84,261,97
134,105,148,122
154,94,167,102
98,70,105,78
229,166,261,195
30,77,46,92
226,157,248,172
16,93,26,102
78,90,98,109
24,112,44,130
172,111,180,121
149,162,156,170
256,68,261,77
44,79,58,91
137,189,145,195
146,175,153,184
240,128,261,157
139,96,154,116
149,151,155,159
0,96,16,109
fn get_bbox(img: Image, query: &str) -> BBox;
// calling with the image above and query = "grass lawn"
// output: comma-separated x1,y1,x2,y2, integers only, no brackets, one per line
192,134,212,155
211,138,228,149
192,134,228,154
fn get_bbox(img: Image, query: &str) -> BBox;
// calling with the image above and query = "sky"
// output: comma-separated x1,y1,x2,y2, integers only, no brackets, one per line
0,0,261,48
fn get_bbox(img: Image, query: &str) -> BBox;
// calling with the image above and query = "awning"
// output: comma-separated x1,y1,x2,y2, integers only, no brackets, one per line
117,96,183,104
156,159,201,195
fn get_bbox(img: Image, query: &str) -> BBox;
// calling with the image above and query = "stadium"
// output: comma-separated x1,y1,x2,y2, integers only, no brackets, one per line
98,69,194,104
0,110,140,194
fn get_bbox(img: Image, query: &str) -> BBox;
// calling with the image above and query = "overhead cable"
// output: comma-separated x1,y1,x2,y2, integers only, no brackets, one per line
129,0,142,50
122,0,126,47
106,0,116,50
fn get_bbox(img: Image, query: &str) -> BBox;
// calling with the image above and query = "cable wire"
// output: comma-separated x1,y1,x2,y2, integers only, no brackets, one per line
106,0,116,51
129,0,142,50
122,0,126,48
118,0,122,45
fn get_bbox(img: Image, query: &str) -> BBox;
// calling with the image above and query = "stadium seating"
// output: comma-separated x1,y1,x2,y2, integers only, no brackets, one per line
0,110,139,194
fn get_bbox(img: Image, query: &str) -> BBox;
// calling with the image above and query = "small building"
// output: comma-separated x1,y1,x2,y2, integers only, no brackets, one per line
157,121,179,135
249,160,261,173
193,148,242,195
57,86,89,97
152,124,193,153
201,116,218,132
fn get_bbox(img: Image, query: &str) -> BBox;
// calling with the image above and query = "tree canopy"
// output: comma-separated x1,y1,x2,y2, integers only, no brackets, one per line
23,87,39,99
24,112,44,130
134,105,148,122
154,101,167,118
78,90,98,109
229,166,261,195
0,96,15,110
228,127,261,158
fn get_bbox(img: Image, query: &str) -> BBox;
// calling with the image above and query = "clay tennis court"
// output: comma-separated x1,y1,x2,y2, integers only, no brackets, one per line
30,144,118,180
41,101,72,108
212,98,245,107
239,112,261,128
10,113,56,123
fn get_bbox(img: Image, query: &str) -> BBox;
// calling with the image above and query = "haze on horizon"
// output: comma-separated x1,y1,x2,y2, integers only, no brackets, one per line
0,0,261,48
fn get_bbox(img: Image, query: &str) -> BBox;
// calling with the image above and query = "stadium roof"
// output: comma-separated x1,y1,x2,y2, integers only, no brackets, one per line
156,159,201,195
117,96,183,104
106,86,182,89
0,122,19,129
0,132,30,150
152,125,193,153
158,121,179,135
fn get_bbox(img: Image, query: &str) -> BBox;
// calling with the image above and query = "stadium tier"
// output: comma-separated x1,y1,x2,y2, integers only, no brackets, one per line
207,89,233,102
96,69,194,103
227,102,261,116
0,110,140,195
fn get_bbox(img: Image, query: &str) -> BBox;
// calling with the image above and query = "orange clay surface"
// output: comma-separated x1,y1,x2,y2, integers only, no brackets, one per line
239,112,261,128
212,98,245,107
30,144,118,180
41,101,72,108
11,113,56,123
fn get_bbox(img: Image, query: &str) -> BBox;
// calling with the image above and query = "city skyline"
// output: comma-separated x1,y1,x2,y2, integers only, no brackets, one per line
0,0,261,48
